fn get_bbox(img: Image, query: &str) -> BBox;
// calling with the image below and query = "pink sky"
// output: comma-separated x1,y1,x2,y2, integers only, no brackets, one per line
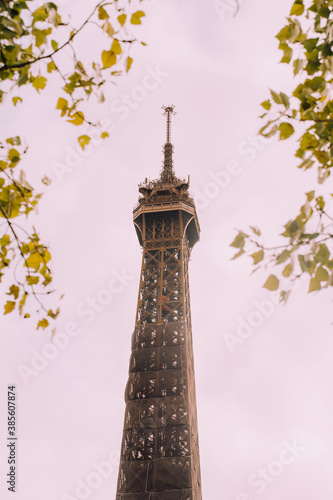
1,1,333,499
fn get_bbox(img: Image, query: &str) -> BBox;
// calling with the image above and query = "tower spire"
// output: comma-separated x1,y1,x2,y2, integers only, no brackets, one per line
161,105,176,183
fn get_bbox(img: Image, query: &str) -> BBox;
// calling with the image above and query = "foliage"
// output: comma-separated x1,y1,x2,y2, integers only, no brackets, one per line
0,0,145,331
231,0,333,301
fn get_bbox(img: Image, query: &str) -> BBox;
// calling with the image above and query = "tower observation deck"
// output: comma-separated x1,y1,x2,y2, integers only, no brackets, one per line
115,106,202,500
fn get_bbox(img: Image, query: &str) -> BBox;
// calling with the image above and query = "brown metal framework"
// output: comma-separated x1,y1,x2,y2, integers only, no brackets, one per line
116,108,202,500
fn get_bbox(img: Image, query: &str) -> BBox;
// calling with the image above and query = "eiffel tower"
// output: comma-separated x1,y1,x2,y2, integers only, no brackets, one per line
115,106,202,500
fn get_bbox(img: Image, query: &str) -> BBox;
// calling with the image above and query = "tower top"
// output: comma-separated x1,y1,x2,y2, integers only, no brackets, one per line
136,106,197,209
134,106,200,248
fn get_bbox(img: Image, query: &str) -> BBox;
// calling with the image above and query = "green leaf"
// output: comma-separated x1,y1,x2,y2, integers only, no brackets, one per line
270,89,283,105
51,39,58,51
118,13,127,26
6,136,21,146
276,249,290,264
306,191,315,202
263,275,279,291
290,0,304,15
316,266,329,282
293,58,305,75
47,308,60,319
4,301,15,315
298,158,314,170
261,100,271,110
315,244,330,265
280,93,290,108
282,263,292,277
231,249,245,260
251,250,264,265
47,60,56,73
309,278,320,292
12,96,22,106
42,175,51,186
130,11,145,25
230,231,248,249
56,97,68,116
279,122,294,140
250,226,261,236
98,6,109,19
0,234,10,247
101,50,116,68
78,135,91,150
8,148,20,163
32,75,47,93
279,42,293,64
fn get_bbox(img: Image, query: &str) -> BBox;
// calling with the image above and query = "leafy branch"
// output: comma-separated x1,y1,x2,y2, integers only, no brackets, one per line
232,0,333,303
0,0,146,330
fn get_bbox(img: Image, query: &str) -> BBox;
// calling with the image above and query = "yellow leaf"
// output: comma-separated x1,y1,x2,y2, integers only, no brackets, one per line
101,131,109,139
7,285,19,299
12,97,22,106
130,11,145,25
309,277,321,293
47,60,56,73
111,38,122,55
251,250,264,265
67,111,84,126
37,318,49,330
78,135,91,150
26,253,42,270
282,264,292,277
19,293,27,314
56,97,68,117
102,21,114,37
98,6,109,19
126,56,133,73
4,301,15,315
26,276,39,285
32,75,47,93
118,13,126,26
101,50,116,68
263,275,279,291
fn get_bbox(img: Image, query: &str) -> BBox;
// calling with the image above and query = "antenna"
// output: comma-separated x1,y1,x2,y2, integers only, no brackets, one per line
162,105,177,144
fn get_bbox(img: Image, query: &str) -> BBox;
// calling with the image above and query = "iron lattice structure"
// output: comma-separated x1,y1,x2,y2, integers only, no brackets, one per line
116,107,202,500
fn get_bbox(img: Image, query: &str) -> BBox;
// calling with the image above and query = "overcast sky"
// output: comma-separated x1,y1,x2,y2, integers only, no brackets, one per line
1,1,333,499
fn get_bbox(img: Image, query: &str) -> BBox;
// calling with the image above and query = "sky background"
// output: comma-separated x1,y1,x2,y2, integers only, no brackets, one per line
1,0,333,499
